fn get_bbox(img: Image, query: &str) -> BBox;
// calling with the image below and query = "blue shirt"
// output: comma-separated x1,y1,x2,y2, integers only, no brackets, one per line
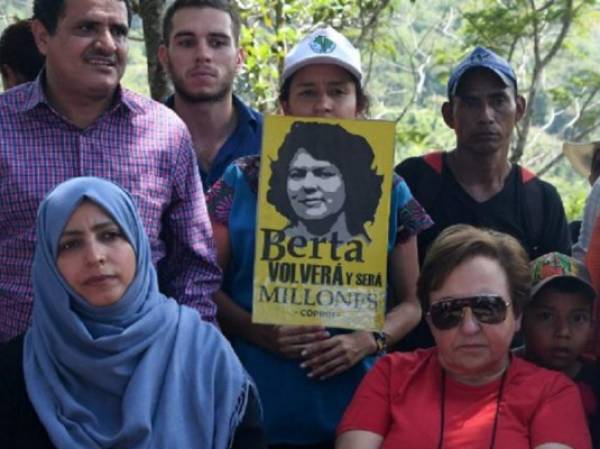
166,94,263,191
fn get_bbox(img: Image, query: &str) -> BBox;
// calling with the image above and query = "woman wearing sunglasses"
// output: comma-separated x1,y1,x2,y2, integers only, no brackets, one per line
336,224,591,449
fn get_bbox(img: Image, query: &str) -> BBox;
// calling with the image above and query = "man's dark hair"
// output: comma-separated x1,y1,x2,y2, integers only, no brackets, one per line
33,0,133,35
452,67,518,101
162,0,241,45
267,121,383,240
0,19,45,82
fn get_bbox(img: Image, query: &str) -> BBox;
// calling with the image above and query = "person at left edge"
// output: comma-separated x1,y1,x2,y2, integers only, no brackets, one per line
159,0,263,191
0,0,221,342
0,177,265,449
0,19,45,90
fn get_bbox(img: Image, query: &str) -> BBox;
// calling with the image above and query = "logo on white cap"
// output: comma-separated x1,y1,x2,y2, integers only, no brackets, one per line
281,26,363,85
309,35,336,54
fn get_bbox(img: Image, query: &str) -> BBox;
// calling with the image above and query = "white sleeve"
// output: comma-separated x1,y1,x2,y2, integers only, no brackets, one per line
573,178,600,261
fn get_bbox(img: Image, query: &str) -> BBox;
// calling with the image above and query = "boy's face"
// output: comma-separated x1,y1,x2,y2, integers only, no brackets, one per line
523,288,593,376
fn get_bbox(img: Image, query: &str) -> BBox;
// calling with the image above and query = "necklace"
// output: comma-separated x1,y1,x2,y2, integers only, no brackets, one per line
436,366,508,449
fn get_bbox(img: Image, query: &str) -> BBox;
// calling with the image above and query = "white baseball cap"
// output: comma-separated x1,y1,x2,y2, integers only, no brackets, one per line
281,26,363,85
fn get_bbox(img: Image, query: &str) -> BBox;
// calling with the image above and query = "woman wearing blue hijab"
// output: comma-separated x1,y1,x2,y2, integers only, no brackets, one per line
0,177,265,449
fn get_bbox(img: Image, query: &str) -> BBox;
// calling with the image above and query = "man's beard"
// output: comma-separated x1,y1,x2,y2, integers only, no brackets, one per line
174,81,229,103
169,63,234,104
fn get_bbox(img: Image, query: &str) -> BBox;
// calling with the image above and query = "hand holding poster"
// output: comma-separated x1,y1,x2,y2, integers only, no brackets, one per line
253,115,395,331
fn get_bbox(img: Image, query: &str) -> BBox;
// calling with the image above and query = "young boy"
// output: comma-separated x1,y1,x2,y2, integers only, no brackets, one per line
522,252,600,448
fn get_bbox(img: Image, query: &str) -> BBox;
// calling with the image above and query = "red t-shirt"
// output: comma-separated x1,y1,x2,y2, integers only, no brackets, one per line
585,215,600,359
338,348,591,449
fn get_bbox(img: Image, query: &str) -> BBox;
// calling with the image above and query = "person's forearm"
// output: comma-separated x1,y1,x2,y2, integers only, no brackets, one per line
166,145,222,322
382,300,422,347
214,290,257,341
336,431,383,449
384,237,421,346
163,264,221,323
214,290,282,353
534,444,574,449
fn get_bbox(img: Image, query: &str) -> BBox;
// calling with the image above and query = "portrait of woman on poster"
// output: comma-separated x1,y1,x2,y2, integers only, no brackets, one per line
267,121,383,243
0,177,264,449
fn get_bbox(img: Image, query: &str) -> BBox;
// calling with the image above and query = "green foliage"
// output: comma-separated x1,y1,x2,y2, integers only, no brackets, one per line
461,1,533,53
1,0,31,27
393,106,455,162
543,172,589,221
237,0,392,111
526,144,590,222
456,0,599,164
122,34,150,96
1,0,599,218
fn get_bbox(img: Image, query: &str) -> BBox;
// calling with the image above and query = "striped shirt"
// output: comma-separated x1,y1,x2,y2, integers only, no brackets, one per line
0,78,221,341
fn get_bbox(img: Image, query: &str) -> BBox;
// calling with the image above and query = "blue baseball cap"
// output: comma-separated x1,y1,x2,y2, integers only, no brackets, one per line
447,46,517,98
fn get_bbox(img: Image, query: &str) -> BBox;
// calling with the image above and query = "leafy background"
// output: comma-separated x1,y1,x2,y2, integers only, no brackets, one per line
3,0,600,221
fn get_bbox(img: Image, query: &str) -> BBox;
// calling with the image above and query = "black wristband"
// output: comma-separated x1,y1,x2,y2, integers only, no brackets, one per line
372,331,388,354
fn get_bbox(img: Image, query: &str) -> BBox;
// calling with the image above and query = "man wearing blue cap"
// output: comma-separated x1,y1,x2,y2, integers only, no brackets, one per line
395,46,571,348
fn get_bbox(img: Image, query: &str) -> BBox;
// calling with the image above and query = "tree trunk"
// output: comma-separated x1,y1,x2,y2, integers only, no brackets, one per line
138,0,169,101
511,0,573,163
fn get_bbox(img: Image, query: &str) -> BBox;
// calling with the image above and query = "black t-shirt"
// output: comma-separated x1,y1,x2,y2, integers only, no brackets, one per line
396,152,571,264
395,152,571,350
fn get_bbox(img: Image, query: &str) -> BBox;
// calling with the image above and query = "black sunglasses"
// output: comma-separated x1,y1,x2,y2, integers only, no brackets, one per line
427,295,511,330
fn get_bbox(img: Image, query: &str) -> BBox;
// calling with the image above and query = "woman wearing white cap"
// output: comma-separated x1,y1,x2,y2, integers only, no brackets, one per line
207,26,433,448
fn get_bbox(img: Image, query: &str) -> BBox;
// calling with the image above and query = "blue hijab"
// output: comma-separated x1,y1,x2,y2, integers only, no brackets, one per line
24,177,252,449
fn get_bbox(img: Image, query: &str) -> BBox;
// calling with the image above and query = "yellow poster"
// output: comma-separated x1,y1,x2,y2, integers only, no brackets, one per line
252,115,395,331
